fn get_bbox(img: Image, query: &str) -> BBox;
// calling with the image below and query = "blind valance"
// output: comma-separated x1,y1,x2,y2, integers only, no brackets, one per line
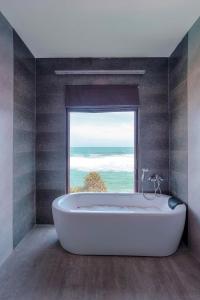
65,85,139,111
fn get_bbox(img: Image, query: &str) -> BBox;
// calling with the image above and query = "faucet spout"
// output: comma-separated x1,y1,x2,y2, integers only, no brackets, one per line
141,168,149,182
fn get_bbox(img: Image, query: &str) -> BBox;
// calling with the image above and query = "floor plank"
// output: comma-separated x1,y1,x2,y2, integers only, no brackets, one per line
0,225,200,300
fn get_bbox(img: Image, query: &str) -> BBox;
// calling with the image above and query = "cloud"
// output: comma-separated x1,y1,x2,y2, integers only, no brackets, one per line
70,122,134,146
70,112,135,147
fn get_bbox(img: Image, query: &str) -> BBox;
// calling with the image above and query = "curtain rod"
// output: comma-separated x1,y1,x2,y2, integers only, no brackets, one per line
54,70,146,75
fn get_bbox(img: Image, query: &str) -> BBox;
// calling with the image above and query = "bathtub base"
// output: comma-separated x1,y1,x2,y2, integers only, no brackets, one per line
59,242,178,257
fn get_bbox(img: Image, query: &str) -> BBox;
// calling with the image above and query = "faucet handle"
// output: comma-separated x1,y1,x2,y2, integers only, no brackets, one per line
148,174,164,182
156,175,164,181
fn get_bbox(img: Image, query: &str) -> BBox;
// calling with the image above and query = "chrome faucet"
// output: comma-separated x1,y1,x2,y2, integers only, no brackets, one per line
141,169,164,199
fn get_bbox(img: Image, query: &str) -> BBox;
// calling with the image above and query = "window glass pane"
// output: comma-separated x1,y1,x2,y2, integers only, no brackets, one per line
69,112,135,193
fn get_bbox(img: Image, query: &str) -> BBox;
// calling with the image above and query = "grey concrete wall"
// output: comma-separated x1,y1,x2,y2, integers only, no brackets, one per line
169,17,200,259
0,12,13,265
169,35,188,205
36,58,169,223
0,12,36,258
188,17,200,261
13,31,36,247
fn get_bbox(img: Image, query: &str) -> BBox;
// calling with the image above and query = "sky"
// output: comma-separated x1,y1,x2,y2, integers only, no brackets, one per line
70,111,135,147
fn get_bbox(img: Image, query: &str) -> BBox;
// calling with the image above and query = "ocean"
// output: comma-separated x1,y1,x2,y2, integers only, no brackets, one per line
70,147,135,192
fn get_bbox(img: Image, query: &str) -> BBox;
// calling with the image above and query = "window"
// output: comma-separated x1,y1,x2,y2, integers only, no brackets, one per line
69,111,136,193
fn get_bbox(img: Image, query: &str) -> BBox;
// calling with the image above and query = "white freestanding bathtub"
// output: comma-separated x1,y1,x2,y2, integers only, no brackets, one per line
52,193,186,256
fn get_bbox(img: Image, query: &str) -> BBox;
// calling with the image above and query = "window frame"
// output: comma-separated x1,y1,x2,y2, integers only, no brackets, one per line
66,108,138,193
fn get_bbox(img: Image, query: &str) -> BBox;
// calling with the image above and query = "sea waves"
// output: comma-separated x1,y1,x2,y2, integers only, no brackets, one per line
70,154,134,172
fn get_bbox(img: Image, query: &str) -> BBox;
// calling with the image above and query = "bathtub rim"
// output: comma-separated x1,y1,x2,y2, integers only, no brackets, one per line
52,193,186,216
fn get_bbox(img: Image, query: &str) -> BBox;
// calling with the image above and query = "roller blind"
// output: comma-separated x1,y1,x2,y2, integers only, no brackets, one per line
65,85,139,112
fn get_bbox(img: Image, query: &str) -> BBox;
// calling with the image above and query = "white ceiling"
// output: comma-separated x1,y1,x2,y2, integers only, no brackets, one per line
0,0,200,58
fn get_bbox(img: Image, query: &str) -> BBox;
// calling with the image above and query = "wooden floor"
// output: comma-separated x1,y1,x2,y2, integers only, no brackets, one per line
0,226,200,300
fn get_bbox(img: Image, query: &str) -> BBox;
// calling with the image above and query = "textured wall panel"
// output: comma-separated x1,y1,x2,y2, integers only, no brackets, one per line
13,31,36,246
36,58,169,223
